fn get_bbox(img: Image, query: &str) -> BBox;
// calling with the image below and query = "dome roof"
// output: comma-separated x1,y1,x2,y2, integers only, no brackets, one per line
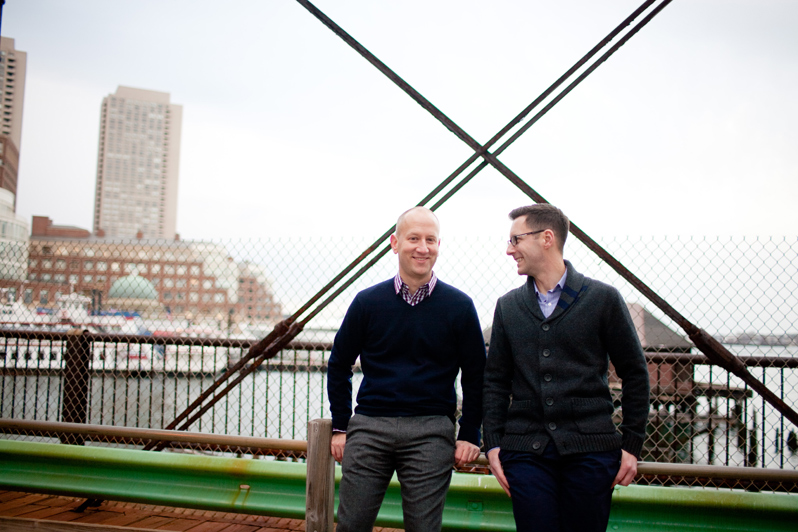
109,273,158,300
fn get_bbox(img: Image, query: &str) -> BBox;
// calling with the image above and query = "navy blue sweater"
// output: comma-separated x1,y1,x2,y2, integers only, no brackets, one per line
327,279,486,445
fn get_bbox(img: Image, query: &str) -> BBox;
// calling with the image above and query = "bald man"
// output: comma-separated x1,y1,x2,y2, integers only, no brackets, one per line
327,207,486,531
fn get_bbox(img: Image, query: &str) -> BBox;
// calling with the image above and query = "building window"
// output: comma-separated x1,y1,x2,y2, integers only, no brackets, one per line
163,278,174,288
84,261,94,270
176,279,186,288
84,275,93,283
111,262,120,272
151,264,160,274
42,273,51,282
190,265,200,276
54,274,66,283
163,292,172,300
176,265,187,275
189,292,198,302
214,294,225,303
97,261,107,271
24,289,33,304
42,259,52,269
40,290,49,305
203,280,212,290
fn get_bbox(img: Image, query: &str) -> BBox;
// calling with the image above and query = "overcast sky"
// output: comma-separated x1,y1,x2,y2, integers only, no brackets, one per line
2,0,796,241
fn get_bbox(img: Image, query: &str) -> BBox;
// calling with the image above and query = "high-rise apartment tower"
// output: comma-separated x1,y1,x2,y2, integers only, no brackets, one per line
0,37,27,206
93,86,182,239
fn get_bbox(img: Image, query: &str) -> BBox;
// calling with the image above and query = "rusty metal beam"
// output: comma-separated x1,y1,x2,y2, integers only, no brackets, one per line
156,0,700,437
162,0,670,439
296,0,798,428
162,0,795,437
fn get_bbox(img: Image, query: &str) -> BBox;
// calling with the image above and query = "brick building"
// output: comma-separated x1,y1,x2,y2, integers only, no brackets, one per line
0,217,283,330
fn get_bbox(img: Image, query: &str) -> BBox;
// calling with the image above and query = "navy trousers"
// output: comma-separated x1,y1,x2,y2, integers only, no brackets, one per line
500,443,621,532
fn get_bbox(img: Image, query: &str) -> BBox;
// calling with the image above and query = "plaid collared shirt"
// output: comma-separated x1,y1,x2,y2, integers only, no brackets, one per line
394,271,437,306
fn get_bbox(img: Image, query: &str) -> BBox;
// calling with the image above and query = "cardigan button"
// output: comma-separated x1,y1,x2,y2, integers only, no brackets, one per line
542,349,551,357
546,397,554,406
548,422,557,430
532,441,541,450
544,374,552,382
541,324,550,331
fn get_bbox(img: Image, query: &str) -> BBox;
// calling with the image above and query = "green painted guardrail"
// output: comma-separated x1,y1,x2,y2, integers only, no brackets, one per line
1,439,797,531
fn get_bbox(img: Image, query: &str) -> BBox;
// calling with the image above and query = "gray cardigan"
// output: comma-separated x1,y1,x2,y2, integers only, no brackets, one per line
483,261,650,457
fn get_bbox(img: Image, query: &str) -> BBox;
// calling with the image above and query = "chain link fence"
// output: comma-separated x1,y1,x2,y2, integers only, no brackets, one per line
1,235,797,489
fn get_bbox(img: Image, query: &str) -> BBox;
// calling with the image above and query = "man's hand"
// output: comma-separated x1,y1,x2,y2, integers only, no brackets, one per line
454,440,480,467
612,449,638,488
486,448,511,497
331,432,346,463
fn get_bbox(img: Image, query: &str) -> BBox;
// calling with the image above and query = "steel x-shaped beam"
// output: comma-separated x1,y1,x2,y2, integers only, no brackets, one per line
154,0,796,441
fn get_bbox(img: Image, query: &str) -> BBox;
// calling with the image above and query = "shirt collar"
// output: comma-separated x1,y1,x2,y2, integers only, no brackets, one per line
533,268,567,299
394,271,437,305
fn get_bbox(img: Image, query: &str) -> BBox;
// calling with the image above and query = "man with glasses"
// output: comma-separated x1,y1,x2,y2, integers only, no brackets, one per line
483,204,649,532
327,206,486,532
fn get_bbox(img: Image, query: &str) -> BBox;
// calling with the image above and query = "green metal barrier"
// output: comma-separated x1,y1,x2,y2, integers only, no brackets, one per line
0,439,307,519
608,484,798,532
1,439,797,531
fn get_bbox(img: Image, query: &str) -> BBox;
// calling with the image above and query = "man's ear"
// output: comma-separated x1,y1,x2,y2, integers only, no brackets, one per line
390,234,398,253
542,229,555,249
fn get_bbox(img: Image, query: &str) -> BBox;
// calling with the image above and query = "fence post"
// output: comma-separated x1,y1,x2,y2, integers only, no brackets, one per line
60,328,91,445
306,418,335,532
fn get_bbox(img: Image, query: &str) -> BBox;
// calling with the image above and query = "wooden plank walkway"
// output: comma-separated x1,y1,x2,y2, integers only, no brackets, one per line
0,491,403,532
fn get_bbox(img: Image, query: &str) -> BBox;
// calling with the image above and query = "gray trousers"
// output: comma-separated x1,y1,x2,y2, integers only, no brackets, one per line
336,414,456,532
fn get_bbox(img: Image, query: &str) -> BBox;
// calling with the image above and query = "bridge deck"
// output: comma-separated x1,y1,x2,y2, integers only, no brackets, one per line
0,491,402,532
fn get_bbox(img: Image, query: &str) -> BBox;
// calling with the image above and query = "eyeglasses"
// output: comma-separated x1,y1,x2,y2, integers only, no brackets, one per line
508,229,545,246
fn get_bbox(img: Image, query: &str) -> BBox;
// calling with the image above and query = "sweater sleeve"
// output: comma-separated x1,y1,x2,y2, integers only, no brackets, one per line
455,299,487,446
482,300,514,451
327,296,365,432
603,289,650,458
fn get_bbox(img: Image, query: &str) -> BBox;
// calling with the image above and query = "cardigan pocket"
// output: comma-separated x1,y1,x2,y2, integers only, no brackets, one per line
505,399,533,434
572,397,617,434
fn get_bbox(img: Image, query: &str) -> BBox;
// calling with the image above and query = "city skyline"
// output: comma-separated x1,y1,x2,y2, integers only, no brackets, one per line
2,1,797,242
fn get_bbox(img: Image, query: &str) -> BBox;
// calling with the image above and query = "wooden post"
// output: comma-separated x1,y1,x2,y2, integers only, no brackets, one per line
60,328,91,445
306,418,335,532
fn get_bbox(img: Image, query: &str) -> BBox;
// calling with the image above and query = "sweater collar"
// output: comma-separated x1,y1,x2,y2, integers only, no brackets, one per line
521,260,586,321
